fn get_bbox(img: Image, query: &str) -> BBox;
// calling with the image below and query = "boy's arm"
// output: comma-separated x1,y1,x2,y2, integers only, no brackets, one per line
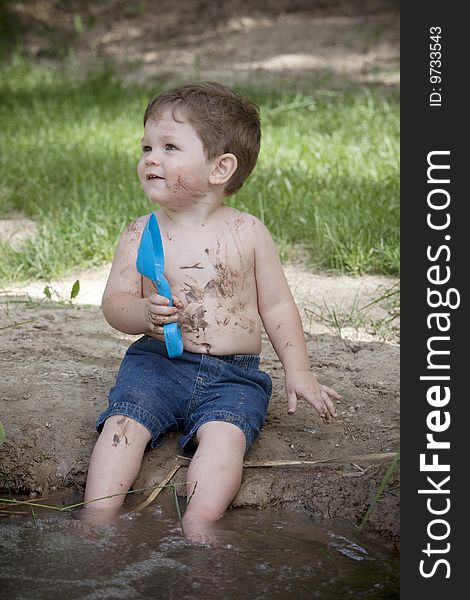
253,219,340,419
102,217,178,336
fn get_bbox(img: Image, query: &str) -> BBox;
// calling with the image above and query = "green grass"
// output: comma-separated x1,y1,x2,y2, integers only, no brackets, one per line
0,54,399,283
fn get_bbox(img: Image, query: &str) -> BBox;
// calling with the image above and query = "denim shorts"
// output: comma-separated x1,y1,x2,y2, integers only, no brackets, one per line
96,336,272,454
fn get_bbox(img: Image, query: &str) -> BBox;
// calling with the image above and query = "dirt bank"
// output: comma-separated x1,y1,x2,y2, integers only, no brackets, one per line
0,268,399,550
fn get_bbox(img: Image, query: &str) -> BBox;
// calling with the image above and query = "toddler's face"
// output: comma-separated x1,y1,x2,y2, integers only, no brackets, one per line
137,109,212,207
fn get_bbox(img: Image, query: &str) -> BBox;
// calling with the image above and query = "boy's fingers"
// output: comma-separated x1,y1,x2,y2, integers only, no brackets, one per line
287,391,298,415
149,306,178,317
305,392,330,421
149,313,177,325
322,385,341,400
321,391,337,418
148,293,171,306
148,327,164,339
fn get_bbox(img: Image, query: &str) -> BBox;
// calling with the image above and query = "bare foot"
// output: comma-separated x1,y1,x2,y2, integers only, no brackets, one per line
80,504,121,527
182,515,220,545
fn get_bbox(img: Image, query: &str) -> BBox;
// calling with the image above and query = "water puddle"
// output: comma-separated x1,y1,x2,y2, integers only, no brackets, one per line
0,493,399,599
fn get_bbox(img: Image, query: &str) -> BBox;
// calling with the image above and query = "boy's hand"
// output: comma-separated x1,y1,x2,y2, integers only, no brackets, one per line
285,370,340,422
144,293,180,338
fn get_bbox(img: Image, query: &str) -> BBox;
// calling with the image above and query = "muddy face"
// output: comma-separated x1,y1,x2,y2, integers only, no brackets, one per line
137,113,212,208
170,174,207,205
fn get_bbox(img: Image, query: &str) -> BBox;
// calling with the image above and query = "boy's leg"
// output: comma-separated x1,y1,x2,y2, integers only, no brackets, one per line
84,415,152,512
182,421,246,537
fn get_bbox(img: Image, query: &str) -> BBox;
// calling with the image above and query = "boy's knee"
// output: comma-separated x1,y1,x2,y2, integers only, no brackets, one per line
102,415,152,446
196,421,246,449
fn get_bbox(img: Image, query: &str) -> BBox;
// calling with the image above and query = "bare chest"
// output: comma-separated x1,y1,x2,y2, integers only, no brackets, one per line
142,223,256,312
140,214,261,353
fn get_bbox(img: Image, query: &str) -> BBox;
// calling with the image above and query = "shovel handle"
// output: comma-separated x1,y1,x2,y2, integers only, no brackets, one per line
152,276,183,358
164,322,184,358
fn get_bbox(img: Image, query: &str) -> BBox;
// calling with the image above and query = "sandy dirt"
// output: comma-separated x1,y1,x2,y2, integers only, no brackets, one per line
1,0,399,549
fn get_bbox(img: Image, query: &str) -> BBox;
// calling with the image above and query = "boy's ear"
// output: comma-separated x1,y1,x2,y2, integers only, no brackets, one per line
209,153,238,187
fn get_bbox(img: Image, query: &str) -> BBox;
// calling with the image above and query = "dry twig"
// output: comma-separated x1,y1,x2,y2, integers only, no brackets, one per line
133,463,182,512
176,452,397,468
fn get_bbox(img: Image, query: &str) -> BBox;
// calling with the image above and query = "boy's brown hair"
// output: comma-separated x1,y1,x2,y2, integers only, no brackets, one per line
143,82,261,196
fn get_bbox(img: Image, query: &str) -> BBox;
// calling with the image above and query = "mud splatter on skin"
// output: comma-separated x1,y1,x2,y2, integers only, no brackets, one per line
172,217,257,342
112,434,129,446
225,301,256,333
216,315,232,327
174,280,211,334
188,340,212,354
205,240,239,298
225,220,245,269
203,280,216,294
173,176,190,192
120,220,145,279
233,318,256,334
112,417,130,446
180,263,204,270
175,234,257,336
173,298,185,310
228,300,247,314
183,282,205,304
126,219,143,238
172,175,206,199
285,341,295,348
182,305,208,333
234,215,245,233
173,298,184,310
276,323,283,330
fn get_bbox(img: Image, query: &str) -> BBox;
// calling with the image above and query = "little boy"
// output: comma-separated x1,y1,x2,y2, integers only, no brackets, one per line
84,82,339,539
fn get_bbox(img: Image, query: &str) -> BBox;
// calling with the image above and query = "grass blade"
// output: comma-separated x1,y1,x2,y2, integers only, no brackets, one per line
173,485,184,537
359,449,400,530
133,463,181,512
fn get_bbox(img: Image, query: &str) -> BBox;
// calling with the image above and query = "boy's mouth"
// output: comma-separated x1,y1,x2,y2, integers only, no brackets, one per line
146,174,164,180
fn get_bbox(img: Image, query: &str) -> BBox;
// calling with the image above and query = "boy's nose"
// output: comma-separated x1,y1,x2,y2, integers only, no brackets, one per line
145,151,161,166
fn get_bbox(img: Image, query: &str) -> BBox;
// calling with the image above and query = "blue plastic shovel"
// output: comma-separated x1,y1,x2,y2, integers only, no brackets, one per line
136,213,183,358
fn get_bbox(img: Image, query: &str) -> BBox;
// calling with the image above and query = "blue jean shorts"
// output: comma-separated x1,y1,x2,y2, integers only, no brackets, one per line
96,336,272,454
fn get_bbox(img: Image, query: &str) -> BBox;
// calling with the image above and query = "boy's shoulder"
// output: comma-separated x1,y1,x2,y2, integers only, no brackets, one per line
128,213,153,228
219,206,266,232
120,213,153,241
216,207,274,253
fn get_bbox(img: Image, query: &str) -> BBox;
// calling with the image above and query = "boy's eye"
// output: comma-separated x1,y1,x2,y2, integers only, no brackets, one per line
142,145,151,152
165,143,177,151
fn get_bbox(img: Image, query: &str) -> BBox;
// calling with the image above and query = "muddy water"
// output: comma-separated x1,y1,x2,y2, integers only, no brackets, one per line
0,494,399,600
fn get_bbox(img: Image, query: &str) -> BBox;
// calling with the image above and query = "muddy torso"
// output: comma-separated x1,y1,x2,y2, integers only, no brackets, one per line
141,207,262,355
